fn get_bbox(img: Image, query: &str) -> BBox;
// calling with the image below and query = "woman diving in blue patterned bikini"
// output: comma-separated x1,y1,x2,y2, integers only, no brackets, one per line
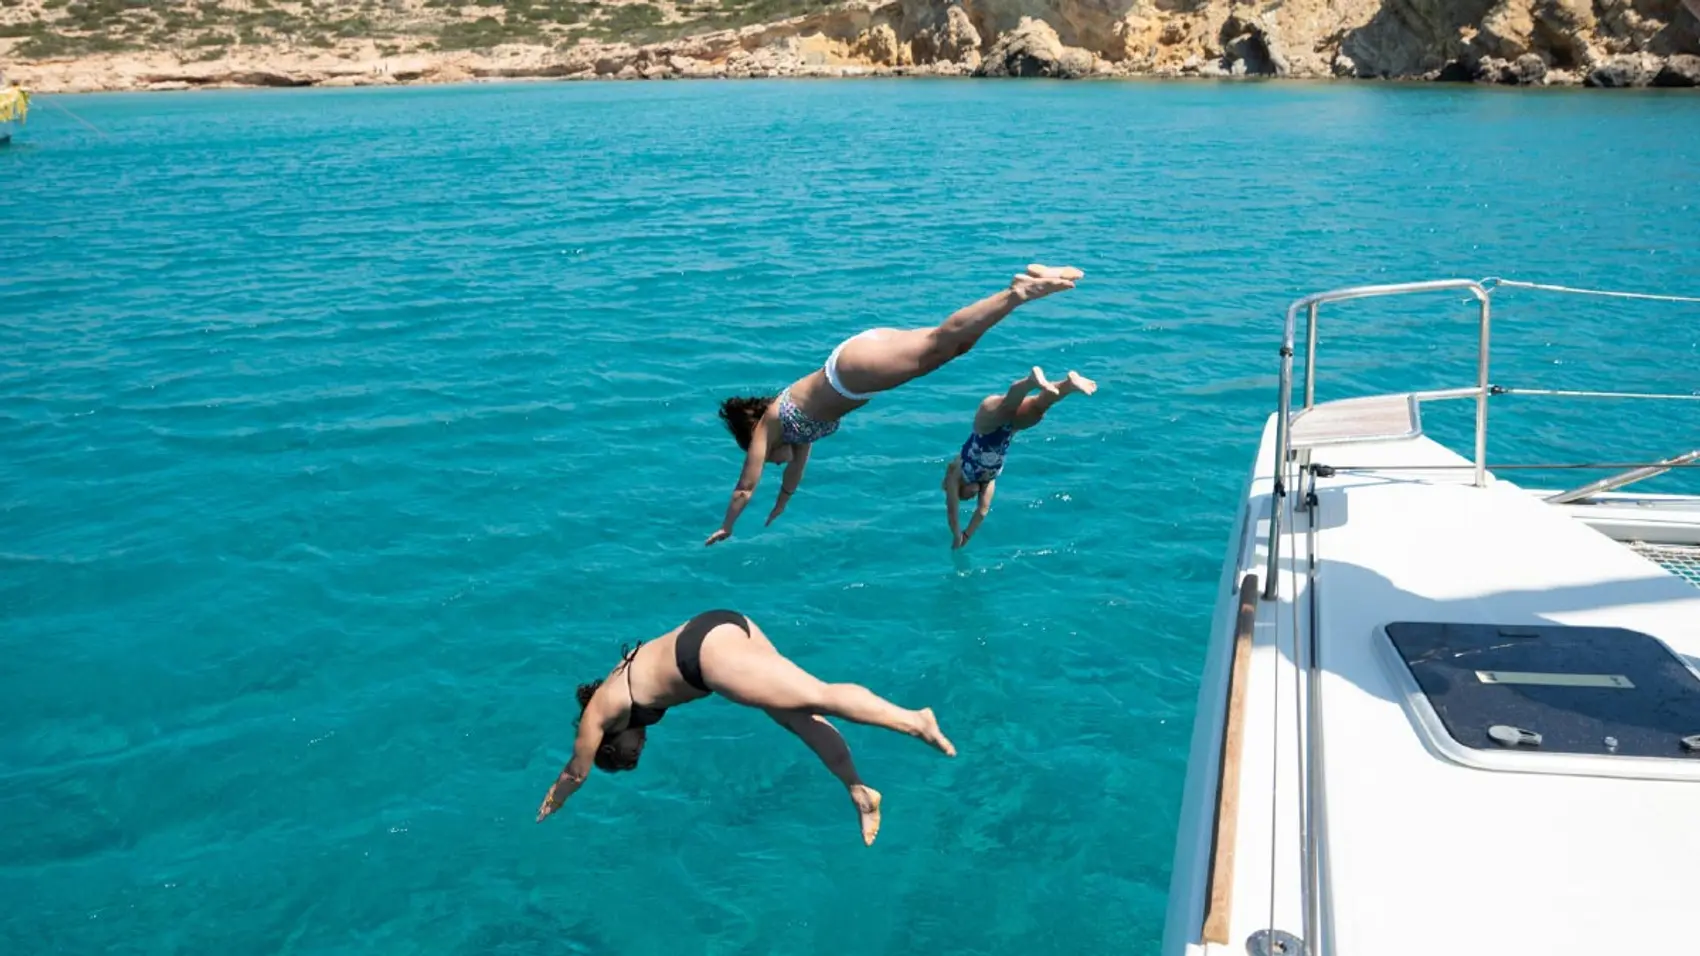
708,265,1084,545
944,366,1097,549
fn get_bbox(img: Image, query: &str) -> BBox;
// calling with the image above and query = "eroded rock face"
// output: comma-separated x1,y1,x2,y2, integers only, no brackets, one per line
939,5,986,64
6,0,1698,90
1586,51,1661,85
1510,51,1549,82
1478,0,1536,59
1218,11,1289,76
857,23,904,64
1473,51,1548,82
1521,0,1594,68
1654,53,1700,86
901,1,983,68
975,16,1095,77
1339,0,1500,78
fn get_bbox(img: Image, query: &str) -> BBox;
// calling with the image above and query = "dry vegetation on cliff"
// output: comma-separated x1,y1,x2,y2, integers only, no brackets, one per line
2,0,1697,90
0,0,843,57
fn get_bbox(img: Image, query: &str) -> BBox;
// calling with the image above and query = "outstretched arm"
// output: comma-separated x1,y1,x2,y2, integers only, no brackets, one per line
537,695,620,822
708,419,772,545
766,443,811,527
944,463,964,547
960,479,997,545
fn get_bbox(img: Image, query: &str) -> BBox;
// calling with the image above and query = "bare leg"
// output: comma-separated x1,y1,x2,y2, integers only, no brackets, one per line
768,709,883,845
1013,370,1098,430
704,644,956,756
975,367,1056,432
831,265,1084,396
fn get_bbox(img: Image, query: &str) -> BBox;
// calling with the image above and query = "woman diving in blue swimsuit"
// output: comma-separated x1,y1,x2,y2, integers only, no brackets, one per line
536,609,956,846
707,264,1084,545
944,366,1098,549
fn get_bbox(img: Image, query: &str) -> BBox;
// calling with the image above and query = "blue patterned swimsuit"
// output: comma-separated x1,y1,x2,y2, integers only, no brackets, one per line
777,388,839,445
958,424,1014,484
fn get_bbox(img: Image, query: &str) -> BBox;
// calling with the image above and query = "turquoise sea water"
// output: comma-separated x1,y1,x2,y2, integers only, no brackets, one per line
3,81,1698,955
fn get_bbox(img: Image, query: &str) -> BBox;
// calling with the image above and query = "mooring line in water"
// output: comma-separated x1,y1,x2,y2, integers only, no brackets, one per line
43,97,110,139
1485,277,1700,304
1492,387,1700,401
1320,461,1700,472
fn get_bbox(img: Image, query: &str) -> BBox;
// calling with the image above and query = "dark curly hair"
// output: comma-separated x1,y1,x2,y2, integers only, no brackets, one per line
718,395,775,451
574,680,603,718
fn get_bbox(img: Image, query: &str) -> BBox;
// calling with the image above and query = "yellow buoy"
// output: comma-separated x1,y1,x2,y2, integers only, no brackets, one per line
0,86,28,124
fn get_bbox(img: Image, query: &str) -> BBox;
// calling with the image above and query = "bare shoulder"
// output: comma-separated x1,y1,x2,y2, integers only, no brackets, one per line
585,671,629,726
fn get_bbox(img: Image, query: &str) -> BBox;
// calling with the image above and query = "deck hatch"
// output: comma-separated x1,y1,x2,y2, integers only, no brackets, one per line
1382,622,1700,762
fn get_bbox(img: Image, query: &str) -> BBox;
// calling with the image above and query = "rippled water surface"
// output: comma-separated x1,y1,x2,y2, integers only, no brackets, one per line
3,80,1699,954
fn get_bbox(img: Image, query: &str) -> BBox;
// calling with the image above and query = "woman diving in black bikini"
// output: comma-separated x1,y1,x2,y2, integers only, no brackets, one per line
536,610,956,846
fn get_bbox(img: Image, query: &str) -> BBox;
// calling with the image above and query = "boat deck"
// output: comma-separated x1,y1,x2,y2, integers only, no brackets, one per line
1168,421,1700,956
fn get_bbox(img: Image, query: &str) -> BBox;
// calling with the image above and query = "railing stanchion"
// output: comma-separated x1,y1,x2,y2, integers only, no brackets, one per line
1474,291,1492,488
1263,298,1302,601
1304,303,1319,411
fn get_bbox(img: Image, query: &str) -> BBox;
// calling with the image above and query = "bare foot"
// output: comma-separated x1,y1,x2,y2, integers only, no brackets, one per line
913,707,957,757
1026,263,1085,281
850,784,882,846
1061,371,1098,397
1025,366,1059,396
1010,273,1077,302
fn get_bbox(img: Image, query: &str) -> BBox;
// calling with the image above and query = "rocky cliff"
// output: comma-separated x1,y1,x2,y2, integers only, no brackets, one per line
4,0,1698,91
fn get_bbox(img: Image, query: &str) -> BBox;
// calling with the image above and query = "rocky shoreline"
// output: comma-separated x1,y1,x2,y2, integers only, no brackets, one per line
7,1,1699,94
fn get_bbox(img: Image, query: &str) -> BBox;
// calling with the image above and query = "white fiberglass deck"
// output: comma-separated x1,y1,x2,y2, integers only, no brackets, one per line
1164,419,1700,956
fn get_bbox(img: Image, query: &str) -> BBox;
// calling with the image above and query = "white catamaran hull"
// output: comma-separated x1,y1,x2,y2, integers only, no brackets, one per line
1163,279,1700,956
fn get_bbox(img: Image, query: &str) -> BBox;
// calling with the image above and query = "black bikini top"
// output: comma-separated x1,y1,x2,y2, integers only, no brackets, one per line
622,643,667,729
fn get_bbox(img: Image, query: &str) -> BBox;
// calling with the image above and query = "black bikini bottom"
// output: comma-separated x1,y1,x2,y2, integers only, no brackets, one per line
676,609,750,692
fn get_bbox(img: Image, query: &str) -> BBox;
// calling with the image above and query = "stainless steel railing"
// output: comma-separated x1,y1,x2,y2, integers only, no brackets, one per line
1263,280,1492,600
